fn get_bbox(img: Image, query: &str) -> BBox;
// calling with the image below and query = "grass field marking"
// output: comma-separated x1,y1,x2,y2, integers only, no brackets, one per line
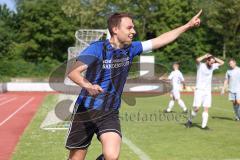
41,127,68,131
0,97,17,106
0,97,7,101
0,97,35,126
122,136,151,160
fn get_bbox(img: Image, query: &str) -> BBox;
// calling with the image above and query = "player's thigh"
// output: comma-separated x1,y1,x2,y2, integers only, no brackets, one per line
69,149,87,160
193,90,202,107
202,92,211,108
228,92,236,102
172,90,180,100
66,104,96,156
235,92,240,104
100,132,122,160
96,110,122,159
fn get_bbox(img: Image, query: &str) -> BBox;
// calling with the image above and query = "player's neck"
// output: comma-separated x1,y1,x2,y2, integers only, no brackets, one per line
109,37,125,49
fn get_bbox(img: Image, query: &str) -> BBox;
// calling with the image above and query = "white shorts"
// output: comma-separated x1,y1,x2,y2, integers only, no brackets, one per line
193,89,212,108
171,89,180,100
228,92,240,101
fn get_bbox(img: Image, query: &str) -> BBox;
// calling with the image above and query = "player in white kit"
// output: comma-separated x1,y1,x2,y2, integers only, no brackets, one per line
185,53,224,129
164,62,187,113
221,58,240,121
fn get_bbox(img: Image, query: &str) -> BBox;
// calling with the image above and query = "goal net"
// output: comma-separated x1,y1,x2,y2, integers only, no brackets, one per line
41,29,109,131
65,29,109,86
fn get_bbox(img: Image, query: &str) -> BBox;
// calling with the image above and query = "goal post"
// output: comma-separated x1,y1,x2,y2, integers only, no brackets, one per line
42,29,110,130
65,29,109,86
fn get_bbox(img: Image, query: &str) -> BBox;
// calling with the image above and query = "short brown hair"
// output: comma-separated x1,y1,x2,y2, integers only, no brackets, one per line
107,12,133,36
206,56,215,61
229,58,236,63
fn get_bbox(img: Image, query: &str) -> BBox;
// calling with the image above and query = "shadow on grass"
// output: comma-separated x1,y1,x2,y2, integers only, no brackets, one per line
180,122,211,130
212,116,234,121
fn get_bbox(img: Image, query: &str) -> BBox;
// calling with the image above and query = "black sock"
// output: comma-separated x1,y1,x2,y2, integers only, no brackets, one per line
96,154,104,160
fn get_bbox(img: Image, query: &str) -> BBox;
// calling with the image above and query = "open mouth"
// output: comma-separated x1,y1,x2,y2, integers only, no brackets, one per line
128,35,134,40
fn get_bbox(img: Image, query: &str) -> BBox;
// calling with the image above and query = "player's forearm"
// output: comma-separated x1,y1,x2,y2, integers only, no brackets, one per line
150,10,202,50
196,54,210,63
151,24,191,50
159,77,170,82
222,80,228,90
214,57,224,65
68,71,92,89
221,80,228,94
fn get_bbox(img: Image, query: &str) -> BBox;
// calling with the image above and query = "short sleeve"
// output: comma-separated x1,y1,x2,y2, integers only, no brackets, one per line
141,40,152,53
179,72,184,81
197,62,203,69
130,41,143,58
212,63,220,70
76,43,101,67
168,72,173,80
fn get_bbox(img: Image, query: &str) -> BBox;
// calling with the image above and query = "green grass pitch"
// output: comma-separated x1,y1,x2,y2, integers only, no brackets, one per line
12,94,240,160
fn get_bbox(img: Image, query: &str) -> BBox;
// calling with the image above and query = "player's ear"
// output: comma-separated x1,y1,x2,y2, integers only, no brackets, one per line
112,26,118,35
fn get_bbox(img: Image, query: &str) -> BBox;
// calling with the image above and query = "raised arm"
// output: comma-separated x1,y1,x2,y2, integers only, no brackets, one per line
151,10,202,50
196,53,212,64
214,57,224,66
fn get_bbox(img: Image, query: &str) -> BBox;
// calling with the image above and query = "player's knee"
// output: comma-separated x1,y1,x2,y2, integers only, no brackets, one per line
203,107,209,112
103,149,119,160
68,149,86,160
103,152,119,160
236,100,240,105
193,107,199,112
68,157,83,160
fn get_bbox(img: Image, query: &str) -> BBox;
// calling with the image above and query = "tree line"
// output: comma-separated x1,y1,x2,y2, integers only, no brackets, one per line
0,0,240,81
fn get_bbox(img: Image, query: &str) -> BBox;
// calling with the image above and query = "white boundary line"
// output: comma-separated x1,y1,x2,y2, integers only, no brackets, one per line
0,97,17,106
122,136,151,160
0,97,35,126
42,127,68,130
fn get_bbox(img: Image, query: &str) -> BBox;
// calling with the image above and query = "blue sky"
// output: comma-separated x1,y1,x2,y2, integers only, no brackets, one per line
0,0,16,11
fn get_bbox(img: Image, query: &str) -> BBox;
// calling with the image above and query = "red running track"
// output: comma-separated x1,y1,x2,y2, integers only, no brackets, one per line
0,92,49,160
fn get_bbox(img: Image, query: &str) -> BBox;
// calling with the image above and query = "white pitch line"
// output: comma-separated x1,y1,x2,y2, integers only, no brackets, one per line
0,97,17,106
122,136,151,160
0,97,35,126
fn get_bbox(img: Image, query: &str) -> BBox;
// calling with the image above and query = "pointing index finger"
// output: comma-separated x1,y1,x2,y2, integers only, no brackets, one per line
195,9,202,18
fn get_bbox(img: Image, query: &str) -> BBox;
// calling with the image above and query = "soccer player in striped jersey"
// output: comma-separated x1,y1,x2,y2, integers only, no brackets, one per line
221,58,240,121
163,62,188,113
185,54,224,129
66,11,202,160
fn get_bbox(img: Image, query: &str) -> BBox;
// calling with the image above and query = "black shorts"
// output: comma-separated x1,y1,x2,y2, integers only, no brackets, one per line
65,104,121,150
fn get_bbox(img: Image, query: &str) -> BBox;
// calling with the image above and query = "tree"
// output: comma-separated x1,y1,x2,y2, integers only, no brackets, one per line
14,0,77,63
204,0,240,59
0,4,19,59
61,0,109,29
